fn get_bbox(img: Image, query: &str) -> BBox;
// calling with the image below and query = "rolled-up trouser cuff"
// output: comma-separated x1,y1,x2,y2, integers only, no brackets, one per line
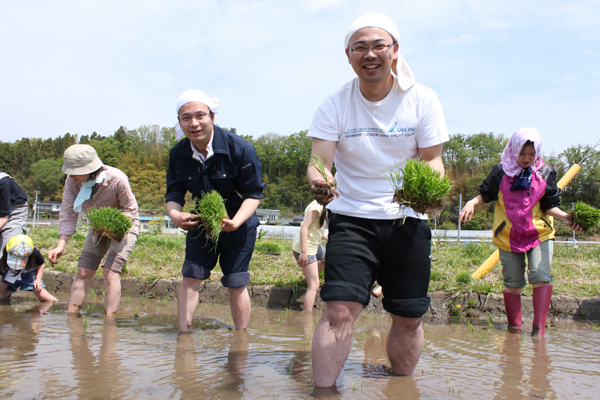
181,260,211,280
221,271,250,288
320,280,371,306
382,295,431,318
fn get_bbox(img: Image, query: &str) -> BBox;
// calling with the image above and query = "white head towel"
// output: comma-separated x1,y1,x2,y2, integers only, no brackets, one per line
175,89,220,140
345,13,415,91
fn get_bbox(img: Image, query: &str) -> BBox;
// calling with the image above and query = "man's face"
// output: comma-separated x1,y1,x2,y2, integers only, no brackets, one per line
178,102,215,149
345,27,398,85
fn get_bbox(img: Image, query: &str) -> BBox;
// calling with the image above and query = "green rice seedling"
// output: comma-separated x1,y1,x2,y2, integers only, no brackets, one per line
195,190,228,245
385,158,452,215
86,207,132,242
567,201,600,233
310,154,339,202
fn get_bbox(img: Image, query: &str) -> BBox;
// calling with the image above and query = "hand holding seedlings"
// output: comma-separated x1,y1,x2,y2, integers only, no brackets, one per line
310,154,340,205
566,201,600,233
174,212,201,231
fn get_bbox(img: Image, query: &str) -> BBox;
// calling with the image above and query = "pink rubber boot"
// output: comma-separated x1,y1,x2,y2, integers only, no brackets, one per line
532,285,553,336
503,290,522,331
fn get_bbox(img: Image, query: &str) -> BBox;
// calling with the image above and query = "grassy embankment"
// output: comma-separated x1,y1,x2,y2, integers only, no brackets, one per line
31,226,600,298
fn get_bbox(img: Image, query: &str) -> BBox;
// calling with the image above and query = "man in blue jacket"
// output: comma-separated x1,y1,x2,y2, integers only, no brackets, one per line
166,89,265,332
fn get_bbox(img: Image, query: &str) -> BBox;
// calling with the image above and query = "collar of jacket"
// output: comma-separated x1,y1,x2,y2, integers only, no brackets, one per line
179,126,231,163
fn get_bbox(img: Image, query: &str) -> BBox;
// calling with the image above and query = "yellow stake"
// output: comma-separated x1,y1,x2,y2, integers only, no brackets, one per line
471,164,582,280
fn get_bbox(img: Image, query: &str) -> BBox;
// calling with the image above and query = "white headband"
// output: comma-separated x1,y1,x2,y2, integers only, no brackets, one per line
345,13,415,91
175,89,220,141
176,89,219,115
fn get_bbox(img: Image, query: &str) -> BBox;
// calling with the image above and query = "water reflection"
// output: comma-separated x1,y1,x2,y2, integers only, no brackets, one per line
2,294,600,399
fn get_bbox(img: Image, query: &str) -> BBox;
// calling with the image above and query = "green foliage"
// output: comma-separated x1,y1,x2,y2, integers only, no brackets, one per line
571,201,600,232
455,270,472,285
86,207,133,241
195,191,228,244
386,158,452,214
254,241,283,253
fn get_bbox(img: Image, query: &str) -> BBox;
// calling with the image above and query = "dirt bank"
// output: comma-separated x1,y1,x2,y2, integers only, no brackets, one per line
43,270,600,323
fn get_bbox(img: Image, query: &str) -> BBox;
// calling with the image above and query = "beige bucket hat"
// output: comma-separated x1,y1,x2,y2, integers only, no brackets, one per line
62,144,103,175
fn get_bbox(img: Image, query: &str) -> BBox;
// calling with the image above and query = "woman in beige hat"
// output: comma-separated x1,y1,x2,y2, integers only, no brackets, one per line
48,144,139,316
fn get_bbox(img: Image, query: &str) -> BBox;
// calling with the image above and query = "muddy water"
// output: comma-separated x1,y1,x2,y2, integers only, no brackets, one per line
2,293,600,399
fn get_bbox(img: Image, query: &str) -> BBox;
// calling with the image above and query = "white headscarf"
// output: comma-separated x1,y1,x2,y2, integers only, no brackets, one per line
501,127,544,177
345,13,415,91
175,89,220,140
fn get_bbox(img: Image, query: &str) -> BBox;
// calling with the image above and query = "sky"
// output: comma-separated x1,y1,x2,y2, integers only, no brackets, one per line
1,0,598,155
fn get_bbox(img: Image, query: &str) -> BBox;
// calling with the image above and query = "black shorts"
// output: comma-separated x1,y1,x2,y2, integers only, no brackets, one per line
181,216,258,288
321,214,432,318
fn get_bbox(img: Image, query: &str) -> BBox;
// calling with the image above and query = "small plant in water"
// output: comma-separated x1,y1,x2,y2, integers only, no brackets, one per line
90,289,96,302
466,319,475,333
86,304,93,314
86,207,132,242
385,158,452,215
195,190,228,245
82,316,88,329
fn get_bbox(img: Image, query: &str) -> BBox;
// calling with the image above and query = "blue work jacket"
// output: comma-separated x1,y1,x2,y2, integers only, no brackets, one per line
165,126,266,219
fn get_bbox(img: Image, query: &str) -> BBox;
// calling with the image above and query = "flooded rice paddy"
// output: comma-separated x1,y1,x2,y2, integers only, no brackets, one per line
2,293,600,399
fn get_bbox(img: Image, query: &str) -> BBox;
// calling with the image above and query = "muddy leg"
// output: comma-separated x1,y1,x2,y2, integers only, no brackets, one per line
229,286,250,330
32,287,58,302
311,300,362,387
386,315,424,376
103,268,121,316
68,267,96,313
177,277,202,332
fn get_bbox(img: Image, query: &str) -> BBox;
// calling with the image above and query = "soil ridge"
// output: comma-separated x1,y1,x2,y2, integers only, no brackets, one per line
42,270,600,322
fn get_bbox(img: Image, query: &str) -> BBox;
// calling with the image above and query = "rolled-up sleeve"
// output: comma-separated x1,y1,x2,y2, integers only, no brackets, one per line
540,169,561,212
479,164,504,203
58,176,80,236
165,147,188,206
237,143,266,200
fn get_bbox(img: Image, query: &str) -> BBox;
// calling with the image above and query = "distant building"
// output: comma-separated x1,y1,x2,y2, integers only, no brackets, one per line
139,216,183,234
256,209,280,224
36,201,61,215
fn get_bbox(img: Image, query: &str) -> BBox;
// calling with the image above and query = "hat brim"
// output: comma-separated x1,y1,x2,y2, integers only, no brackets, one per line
62,158,104,175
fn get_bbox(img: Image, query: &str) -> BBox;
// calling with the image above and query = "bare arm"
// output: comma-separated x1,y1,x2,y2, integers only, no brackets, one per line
34,262,45,290
308,139,337,204
221,198,261,232
0,216,7,230
166,201,201,231
545,207,584,232
48,235,71,264
459,194,484,223
418,143,445,177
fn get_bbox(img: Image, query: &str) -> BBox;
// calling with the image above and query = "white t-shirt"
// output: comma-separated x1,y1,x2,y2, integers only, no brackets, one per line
308,77,449,220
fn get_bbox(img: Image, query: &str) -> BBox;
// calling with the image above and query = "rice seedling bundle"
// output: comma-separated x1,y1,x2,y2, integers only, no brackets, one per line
310,154,339,204
567,201,600,233
195,190,229,244
86,207,132,242
385,158,452,215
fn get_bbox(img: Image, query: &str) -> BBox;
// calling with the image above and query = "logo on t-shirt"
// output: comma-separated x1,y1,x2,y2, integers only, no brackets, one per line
343,122,417,138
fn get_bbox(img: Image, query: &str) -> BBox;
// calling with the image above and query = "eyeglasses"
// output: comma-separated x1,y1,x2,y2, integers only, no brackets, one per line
349,43,394,55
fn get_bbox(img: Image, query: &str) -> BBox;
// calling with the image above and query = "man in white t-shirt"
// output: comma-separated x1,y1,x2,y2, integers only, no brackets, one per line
307,13,449,387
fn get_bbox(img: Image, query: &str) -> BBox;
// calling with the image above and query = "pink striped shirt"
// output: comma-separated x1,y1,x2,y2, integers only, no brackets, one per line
58,165,139,236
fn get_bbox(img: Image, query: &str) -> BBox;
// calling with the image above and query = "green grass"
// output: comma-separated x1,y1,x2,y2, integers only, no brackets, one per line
31,226,600,297
86,207,132,241
195,190,228,244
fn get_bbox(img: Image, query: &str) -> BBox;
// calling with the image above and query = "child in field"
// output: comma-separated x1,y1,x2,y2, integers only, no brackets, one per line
0,235,57,302
459,128,581,336
292,200,328,311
